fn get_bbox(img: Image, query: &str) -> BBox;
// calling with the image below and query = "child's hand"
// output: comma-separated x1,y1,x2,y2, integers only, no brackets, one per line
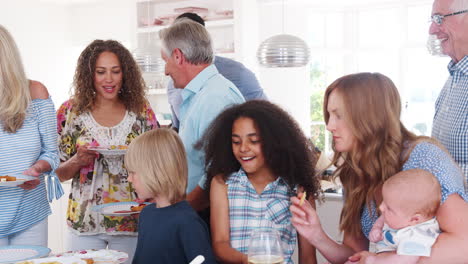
290,195,323,244
369,228,383,243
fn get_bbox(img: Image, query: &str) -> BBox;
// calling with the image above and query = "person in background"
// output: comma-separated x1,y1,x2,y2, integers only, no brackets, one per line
0,25,60,246
199,100,320,264
289,72,468,264
367,169,441,263
167,12,266,130
159,19,245,216
55,39,158,262
429,0,468,189
125,129,217,264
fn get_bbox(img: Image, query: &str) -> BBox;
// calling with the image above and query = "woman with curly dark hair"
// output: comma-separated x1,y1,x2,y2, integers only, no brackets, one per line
55,39,158,262
199,100,321,264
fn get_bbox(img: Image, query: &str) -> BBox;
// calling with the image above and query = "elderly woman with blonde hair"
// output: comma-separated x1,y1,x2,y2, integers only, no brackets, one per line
0,25,60,246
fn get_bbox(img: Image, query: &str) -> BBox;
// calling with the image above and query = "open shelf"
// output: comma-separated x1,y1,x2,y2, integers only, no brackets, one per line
137,18,234,33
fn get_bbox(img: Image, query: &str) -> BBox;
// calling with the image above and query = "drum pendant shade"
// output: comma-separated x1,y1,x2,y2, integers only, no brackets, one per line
256,34,310,67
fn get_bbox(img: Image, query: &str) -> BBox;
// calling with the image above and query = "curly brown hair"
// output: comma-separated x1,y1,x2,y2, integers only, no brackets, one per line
198,100,322,200
71,39,147,115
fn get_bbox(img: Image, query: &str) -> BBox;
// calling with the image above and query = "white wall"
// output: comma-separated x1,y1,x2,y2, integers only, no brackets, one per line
68,0,136,48
256,1,312,136
0,1,74,107
0,0,135,108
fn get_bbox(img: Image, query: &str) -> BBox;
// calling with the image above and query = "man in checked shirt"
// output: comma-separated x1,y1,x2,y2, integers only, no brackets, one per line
429,0,468,190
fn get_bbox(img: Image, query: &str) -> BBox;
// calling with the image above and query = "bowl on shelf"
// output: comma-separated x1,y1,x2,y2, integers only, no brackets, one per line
174,6,209,18
157,14,178,26
206,9,234,21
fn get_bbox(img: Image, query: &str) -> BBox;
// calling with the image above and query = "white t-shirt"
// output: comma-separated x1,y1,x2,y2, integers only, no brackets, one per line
375,218,441,257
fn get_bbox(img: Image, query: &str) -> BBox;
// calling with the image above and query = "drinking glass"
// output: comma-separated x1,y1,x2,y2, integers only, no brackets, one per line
247,228,284,264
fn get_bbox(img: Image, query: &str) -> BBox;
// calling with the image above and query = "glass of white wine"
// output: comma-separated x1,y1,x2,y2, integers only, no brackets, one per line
247,228,284,264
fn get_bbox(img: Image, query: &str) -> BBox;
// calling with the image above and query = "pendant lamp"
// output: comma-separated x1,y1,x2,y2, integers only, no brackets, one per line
257,0,310,67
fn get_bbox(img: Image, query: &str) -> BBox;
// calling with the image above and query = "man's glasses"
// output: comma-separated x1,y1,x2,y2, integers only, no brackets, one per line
430,9,468,25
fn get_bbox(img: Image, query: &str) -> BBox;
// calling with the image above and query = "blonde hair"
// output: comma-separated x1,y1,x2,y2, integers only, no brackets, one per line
124,129,187,204
323,72,429,237
0,25,31,133
384,169,441,218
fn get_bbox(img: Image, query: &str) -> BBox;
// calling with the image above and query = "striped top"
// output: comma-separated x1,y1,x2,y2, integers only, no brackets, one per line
0,97,59,238
432,55,468,190
226,169,297,264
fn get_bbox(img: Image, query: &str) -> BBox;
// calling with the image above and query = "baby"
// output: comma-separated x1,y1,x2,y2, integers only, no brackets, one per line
368,169,441,263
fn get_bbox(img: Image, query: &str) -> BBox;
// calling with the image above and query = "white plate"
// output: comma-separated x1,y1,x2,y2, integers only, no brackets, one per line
15,256,87,264
88,147,126,156
91,202,144,216
0,174,36,187
53,249,128,263
0,245,50,263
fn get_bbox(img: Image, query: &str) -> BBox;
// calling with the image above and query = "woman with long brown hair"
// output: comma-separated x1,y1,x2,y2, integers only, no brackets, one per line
55,39,158,262
291,72,468,263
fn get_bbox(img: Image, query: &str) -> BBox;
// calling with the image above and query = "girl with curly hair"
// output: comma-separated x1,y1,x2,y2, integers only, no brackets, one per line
199,100,321,264
55,39,158,262
290,72,468,264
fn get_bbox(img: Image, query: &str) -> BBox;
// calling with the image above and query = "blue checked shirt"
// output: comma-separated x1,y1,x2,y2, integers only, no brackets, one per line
432,55,468,191
226,169,297,264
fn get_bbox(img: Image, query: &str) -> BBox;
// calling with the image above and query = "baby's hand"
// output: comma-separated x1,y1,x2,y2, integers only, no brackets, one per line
369,228,383,243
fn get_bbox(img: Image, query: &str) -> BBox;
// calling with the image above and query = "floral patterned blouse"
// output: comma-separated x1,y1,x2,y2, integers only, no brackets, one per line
57,100,158,235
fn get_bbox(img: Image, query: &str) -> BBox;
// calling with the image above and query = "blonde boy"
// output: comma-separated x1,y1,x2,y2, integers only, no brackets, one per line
125,129,217,264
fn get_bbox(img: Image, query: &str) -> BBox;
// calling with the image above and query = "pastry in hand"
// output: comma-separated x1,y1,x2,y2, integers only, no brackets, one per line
0,175,17,182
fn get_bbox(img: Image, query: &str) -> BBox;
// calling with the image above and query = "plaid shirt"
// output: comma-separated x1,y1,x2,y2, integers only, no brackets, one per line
226,169,297,264
432,55,468,190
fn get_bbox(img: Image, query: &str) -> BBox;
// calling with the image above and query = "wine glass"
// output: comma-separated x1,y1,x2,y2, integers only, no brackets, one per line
247,227,284,264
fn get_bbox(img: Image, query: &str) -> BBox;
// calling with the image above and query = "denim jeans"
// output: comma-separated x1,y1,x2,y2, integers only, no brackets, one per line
0,218,48,247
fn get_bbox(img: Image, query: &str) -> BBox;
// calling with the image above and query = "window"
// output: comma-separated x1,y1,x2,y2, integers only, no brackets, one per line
306,1,450,155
